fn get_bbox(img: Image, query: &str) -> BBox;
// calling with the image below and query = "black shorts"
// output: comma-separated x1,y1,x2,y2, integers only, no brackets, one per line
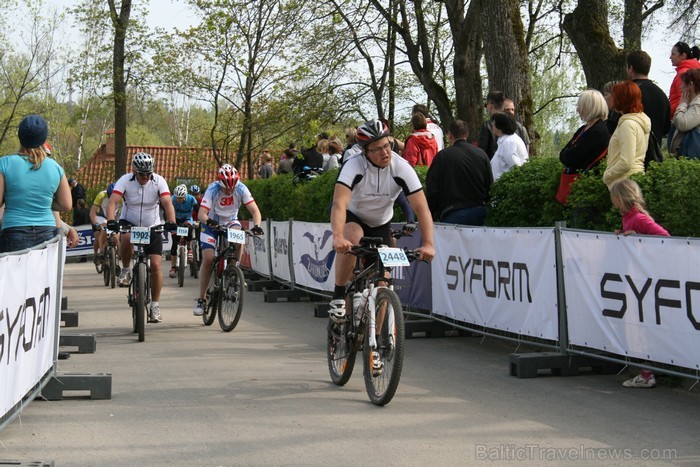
346,210,392,246
119,220,163,256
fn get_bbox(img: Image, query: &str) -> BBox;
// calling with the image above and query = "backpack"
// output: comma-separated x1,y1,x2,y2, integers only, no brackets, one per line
644,131,663,170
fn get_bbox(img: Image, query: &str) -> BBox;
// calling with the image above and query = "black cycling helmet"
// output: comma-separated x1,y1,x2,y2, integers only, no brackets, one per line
132,152,155,173
355,119,390,148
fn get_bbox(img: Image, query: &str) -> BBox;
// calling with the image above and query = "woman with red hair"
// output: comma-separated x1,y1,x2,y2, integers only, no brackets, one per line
603,81,651,190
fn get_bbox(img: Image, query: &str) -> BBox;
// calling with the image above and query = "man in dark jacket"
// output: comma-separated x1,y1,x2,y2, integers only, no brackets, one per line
68,177,87,210
426,120,493,226
626,50,671,141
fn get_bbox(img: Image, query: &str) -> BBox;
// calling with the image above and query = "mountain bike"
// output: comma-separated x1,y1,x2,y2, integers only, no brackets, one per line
202,224,256,332
189,222,201,279
102,229,119,289
119,224,165,342
174,224,194,287
327,232,418,406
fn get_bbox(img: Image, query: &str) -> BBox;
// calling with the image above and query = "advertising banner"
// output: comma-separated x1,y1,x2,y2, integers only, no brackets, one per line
431,225,558,340
246,220,270,277
270,221,292,283
392,224,431,310
291,221,336,292
66,225,172,258
562,230,700,370
1,240,61,418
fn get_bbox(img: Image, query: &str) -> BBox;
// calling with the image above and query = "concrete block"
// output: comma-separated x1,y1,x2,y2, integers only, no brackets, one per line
41,373,112,400
59,333,96,353
60,311,78,327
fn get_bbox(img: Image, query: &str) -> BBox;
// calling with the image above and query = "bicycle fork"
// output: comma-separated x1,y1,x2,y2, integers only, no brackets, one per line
367,284,394,350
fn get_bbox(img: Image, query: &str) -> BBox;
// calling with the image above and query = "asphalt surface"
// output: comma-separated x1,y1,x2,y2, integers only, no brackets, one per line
1,261,700,466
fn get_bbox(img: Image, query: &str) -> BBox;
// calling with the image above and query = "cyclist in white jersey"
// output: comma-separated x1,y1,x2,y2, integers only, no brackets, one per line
329,119,435,323
90,182,122,266
106,152,176,323
193,164,264,316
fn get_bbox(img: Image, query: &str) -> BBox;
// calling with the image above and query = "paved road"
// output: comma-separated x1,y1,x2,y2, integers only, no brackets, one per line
1,262,699,466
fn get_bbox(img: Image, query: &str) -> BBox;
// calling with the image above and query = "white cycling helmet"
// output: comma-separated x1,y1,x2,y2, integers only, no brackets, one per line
132,152,155,173
174,184,188,198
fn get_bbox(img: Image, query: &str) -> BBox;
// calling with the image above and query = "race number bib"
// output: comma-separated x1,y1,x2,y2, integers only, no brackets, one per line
227,228,246,244
378,247,410,267
131,226,151,245
176,226,189,236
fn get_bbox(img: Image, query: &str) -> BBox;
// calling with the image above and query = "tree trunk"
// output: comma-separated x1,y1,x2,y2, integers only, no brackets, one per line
562,0,626,90
481,0,533,150
108,0,131,178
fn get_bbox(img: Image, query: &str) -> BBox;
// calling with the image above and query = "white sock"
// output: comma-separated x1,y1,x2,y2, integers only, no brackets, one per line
151,301,159,308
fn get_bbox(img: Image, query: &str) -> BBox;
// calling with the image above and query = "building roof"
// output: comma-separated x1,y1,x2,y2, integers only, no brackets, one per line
75,143,251,192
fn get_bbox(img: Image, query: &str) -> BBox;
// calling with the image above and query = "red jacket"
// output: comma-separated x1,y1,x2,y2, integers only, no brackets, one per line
403,130,438,167
670,59,700,116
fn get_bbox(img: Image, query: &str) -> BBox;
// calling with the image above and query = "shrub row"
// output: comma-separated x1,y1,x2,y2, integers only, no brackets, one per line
241,157,700,238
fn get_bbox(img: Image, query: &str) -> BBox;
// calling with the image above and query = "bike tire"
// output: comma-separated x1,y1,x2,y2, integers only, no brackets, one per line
177,247,186,287
190,240,199,278
102,252,110,286
326,295,357,386
108,247,117,289
218,265,244,332
362,288,404,406
136,262,147,342
202,262,218,326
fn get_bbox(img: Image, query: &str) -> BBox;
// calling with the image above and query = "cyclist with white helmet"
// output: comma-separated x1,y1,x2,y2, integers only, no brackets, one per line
89,182,122,267
168,184,199,278
106,152,177,323
193,164,264,316
329,118,435,323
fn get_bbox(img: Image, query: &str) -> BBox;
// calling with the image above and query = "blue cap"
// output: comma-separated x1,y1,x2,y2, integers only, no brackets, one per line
18,115,48,149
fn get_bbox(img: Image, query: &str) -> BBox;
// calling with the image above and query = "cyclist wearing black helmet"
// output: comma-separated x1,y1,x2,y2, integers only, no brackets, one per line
328,118,435,323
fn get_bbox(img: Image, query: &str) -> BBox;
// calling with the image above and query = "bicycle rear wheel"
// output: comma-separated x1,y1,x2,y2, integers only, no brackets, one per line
135,262,147,342
177,246,186,287
363,288,404,406
202,262,219,326
218,265,244,332
327,295,357,386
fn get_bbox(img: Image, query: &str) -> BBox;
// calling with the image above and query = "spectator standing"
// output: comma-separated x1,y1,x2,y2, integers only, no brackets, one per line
258,150,274,179
402,113,439,167
502,98,531,151
627,50,671,142
426,120,492,225
277,145,296,175
610,179,670,388
324,139,343,171
317,139,330,171
73,198,90,225
669,42,700,116
342,128,362,163
670,69,700,158
602,81,623,134
603,81,651,190
68,177,86,210
0,115,72,252
477,90,506,159
559,90,611,172
490,113,529,181
412,104,444,150
292,141,323,174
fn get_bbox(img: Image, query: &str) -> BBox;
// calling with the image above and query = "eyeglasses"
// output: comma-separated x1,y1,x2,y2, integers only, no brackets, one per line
366,142,392,156
137,171,152,178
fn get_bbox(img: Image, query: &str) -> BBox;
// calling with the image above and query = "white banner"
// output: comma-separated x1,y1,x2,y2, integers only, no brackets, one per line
246,220,270,278
431,225,558,340
270,221,292,283
291,221,336,292
1,240,62,418
562,230,700,369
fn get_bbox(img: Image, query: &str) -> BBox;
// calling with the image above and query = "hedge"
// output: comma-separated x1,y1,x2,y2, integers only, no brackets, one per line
241,157,700,237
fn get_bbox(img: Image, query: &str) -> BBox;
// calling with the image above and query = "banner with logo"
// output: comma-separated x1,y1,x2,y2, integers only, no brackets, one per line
291,221,336,292
392,224,432,311
65,224,94,257
1,240,62,419
562,230,700,370
246,219,270,277
270,221,292,283
431,225,558,340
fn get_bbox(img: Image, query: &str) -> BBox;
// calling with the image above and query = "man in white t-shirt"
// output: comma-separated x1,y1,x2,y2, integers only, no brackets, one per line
106,152,176,323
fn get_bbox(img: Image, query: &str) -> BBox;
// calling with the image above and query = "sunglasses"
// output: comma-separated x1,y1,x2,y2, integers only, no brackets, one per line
137,171,152,177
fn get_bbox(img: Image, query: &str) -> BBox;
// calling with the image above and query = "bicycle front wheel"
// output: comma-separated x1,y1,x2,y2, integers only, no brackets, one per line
202,262,219,326
107,247,117,289
218,265,244,332
135,263,147,342
189,240,199,278
363,288,404,406
177,246,186,287
327,295,356,386
102,251,110,286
